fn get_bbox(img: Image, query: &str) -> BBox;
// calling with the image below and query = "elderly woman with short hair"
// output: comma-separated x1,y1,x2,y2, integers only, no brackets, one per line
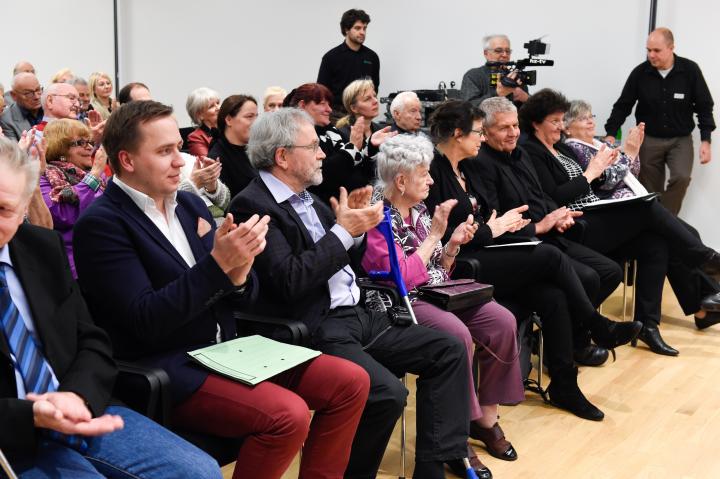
362,134,524,477
40,119,107,277
185,87,221,157
389,91,422,134
564,100,646,199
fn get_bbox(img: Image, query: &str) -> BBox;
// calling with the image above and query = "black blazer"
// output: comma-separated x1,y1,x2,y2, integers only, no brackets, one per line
425,150,494,249
229,176,363,334
521,134,596,207
1,225,116,459
73,181,256,403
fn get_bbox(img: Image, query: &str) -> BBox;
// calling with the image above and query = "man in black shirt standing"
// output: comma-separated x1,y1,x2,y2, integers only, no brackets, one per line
317,9,380,116
605,27,715,215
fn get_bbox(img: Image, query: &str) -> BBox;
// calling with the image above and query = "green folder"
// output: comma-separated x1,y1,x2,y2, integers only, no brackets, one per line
188,335,321,386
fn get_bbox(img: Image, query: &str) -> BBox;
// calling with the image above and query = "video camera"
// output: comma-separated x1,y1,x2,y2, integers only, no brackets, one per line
487,38,554,88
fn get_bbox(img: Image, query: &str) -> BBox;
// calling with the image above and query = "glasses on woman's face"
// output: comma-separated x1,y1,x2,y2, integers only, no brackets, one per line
471,128,485,137
69,138,95,148
576,114,596,123
544,118,565,128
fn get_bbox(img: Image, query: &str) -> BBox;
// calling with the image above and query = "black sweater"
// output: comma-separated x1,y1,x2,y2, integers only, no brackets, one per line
208,136,258,199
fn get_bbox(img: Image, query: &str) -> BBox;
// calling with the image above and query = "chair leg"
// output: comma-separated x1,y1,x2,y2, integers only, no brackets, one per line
622,260,630,321
399,374,406,479
537,328,544,390
630,260,637,322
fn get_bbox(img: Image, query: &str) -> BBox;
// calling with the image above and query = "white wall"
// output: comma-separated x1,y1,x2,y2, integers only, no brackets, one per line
4,0,718,244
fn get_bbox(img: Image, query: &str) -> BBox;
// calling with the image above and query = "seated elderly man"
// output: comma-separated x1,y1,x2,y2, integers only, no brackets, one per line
461,34,529,107
0,136,222,478
72,100,370,479
3,61,36,107
389,91,422,134
1,72,44,141
229,108,476,479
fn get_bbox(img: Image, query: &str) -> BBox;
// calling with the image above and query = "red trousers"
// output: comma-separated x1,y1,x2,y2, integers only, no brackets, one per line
172,354,369,479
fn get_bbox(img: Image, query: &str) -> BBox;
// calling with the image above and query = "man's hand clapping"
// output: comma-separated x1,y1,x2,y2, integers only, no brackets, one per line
211,213,270,286
331,187,383,237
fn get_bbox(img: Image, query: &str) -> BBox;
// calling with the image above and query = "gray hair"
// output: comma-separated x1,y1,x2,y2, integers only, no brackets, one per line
247,108,314,171
69,76,88,87
390,91,420,115
479,96,517,127
483,34,510,51
185,87,220,126
375,134,434,190
0,136,40,200
565,100,593,126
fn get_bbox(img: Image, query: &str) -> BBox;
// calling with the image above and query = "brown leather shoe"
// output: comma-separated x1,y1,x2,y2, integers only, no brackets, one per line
469,421,518,461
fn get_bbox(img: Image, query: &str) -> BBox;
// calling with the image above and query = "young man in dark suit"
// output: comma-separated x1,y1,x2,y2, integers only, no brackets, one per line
0,137,221,477
229,107,482,479
73,100,370,479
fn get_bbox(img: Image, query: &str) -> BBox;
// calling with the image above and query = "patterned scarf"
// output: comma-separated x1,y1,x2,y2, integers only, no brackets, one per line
44,160,105,204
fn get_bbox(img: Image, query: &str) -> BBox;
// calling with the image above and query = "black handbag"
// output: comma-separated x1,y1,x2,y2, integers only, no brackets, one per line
417,279,494,311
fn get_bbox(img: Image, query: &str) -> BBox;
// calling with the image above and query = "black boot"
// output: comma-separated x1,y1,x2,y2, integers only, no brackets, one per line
588,313,642,351
695,311,720,330
632,324,679,356
547,366,604,421
573,343,610,366
700,250,720,277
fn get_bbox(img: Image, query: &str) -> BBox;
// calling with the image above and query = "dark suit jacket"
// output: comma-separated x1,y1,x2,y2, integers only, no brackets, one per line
73,181,255,403
0,103,41,141
1,225,116,459
229,176,363,334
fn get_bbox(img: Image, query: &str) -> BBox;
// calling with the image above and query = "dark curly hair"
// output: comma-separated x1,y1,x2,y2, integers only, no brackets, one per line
340,9,370,36
428,100,485,144
518,88,570,134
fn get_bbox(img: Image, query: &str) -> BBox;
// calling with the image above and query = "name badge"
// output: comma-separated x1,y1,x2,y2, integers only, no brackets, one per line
674,93,685,99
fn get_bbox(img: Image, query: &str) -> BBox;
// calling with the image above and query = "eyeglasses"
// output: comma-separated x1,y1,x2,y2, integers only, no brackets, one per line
286,141,320,153
51,93,80,103
471,129,485,137
575,114,596,123
69,139,95,148
544,119,565,128
17,87,43,98
489,48,512,55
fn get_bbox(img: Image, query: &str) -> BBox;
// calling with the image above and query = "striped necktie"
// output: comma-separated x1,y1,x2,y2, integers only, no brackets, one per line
0,265,87,452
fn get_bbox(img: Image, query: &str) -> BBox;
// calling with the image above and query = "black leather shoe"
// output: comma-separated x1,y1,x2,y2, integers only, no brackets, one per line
701,251,720,277
547,368,604,421
469,421,518,461
695,311,720,330
632,325,679,356
589,314,642,350
701,292,720,312
573,344,610,366
445,444,492,479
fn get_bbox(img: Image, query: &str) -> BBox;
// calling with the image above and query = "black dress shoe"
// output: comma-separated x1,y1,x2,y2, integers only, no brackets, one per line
632,325,679,356
589,314,642,351
701,292,720,312
695,311,720,330
573,344,610,366
469,421,518,461
700,251,720,277
445,444,492,479
547,367,604,421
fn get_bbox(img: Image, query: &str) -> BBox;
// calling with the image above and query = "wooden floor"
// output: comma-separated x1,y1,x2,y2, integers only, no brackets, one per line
222,281,720,478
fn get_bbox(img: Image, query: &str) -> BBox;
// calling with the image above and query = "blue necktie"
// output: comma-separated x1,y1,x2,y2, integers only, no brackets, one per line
0,265,87,452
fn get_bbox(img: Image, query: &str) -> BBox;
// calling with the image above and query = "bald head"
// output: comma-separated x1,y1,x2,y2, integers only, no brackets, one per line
646,27,675,70
12,61,35,76
10,73,42,113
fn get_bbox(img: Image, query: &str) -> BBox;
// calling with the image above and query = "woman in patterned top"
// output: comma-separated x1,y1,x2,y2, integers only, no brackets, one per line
520,88,720,355
361,134,524,477
285,82,394,204
564,99,647,200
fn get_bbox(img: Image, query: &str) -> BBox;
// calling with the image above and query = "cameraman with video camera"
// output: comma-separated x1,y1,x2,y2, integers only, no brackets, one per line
461,34,530,107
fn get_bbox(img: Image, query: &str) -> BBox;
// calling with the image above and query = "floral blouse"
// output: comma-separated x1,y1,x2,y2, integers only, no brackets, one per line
565,138,640,199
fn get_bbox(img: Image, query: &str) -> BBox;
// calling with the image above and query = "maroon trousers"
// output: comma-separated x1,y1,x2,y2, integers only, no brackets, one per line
172,354,370,479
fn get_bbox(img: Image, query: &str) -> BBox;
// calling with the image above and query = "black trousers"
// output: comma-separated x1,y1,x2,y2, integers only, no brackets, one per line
577,199,717,324
311,306,468,479
465,243,612,374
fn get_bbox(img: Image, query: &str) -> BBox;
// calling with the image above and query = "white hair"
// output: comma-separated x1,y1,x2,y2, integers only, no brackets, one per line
483,34,510,50
375,134,434,190
247,108,314,170
186,87,220,126
479,96,517,127
0,137,40,200
390,91,420,115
